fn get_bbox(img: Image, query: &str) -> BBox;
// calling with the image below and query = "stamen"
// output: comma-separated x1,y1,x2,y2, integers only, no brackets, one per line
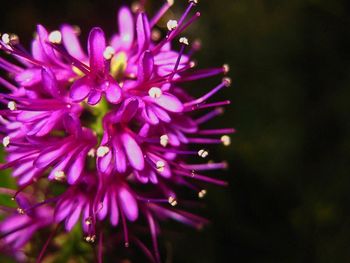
54,171,66,182
17,207,25,215
150,0,175,28
97,146,110,157
88,148,96,157
167,20,178,31
2,136,10,147
85,234,96,243
7,101,17,111
195,107,225,124
148,87,162,98
160,134,169,147
168,196,177,206
198,189,207,198
48,30,62,44
221,135,231,146
156,160,166,172
103,46,115,60
85,217,93,226
1,33,10,44
223,64,230,74
179,37,189,45
198,149,209,158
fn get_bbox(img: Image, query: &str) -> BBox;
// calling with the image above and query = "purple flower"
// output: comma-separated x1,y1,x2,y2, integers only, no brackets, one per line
0,0,233,261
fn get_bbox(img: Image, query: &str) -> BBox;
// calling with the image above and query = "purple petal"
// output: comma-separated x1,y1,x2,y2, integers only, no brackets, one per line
70,77,91,102
118,187,138,221
41,67,60,97
34,144,69,168
55,200,73,222
121,133,144,170
136,13,150,54
104,81,121,104
88,27,106,72
110,192,119,226
145,93,184,113
98,195,108,220
118,7,134,49
61,24,86,60
65,203,82,231
67,151,86,184
113,140,127,173
87,89,102,105
97,150,113,174
138,50,154,83
37,24,56,61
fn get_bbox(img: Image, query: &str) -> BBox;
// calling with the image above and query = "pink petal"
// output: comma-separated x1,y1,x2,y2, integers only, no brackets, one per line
136,13,150,54
104,81,122,104
118,187,138,221
138,50,154,83
110,192,119,226
87,89,102,105
61,24,86,60
70,77,91,102
121,133,144,170
88,27,106,72
65,203,82,231
118,7,134,49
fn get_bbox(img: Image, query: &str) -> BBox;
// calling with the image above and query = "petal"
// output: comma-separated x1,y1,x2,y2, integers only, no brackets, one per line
61,24,86,60
37,24,56,61
118,187,138,221
65,203,82,231
88,27,106,72
145,93,184,113
104,81,122,104
87,89,102,105
110,192,119,226
118,7,134,49
113,140,127,173
138,50,154,83
97,150,113,174
121,133,144,170
98,195,108,220
136,13,150,54
67,150,87,184
42,67,60,97
34,144,70,168
70,77,91,102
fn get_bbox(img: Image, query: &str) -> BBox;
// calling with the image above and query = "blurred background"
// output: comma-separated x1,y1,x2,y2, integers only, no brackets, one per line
1,0,350,262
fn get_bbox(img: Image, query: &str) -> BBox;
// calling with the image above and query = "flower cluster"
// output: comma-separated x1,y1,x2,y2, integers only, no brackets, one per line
0,0,233,261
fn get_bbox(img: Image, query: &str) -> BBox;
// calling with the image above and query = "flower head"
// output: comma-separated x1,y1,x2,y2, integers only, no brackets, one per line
0,0,233,261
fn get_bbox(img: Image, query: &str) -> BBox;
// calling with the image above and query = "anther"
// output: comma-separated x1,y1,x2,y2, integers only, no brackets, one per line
223,77,232,87
198,189,207,198
168,196,177,206
2,136,10,147
151,29,161,41
85,217,93,226
48,30,62,44
88,148,96,158
7,101,17,111
223,64,230,74
9,34,19,45
85,234,96,243
103,46,115,60
148,87,162,98
189,0,199,4
221,135,231,146
198,149,209,158
97,146,110,157
17,208,25,215
167,0,175,6
160,135,169,147
54,171,66,182
156,160,166,172
1,33,10,44
167,20,178,31
179,37,189,45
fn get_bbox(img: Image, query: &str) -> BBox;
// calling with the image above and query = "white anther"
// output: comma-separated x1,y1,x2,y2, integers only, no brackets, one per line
148,87,162,98
97,146,110,157
160,135,169,147
167,0,175,6
221,135,231,146
103,46,115,60
2,136,10,147
179,37,189,45
1,33,10,44
223,77,232,87
168,196,177,206
54,171,66,181
48,30,62,44
189,0,199,4
88,148,96,157
198,189,207,198
223,64,230,74
7,101,17,111
198,149,209,158
167,20,178,31
156,160,166,172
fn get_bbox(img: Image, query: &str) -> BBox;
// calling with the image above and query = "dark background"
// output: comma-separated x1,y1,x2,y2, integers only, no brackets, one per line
1,0,350,262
